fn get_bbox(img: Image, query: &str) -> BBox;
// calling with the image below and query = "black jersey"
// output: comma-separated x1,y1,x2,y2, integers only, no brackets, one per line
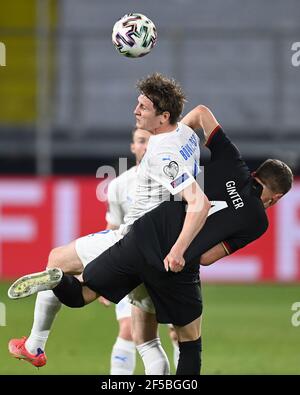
131,126,269,271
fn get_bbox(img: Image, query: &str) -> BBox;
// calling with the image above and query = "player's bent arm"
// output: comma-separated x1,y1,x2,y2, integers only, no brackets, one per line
181,105,219,143
173,182,211,254
164,182,211,272
199,243,229,266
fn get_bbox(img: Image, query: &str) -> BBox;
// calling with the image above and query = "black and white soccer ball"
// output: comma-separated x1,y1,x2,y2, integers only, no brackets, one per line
112,13,157,58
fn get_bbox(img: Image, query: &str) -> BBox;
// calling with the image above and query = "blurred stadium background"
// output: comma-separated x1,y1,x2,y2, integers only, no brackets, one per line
0,0,299,375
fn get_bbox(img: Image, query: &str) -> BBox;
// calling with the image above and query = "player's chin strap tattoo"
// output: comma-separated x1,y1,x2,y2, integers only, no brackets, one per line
52,273,85,308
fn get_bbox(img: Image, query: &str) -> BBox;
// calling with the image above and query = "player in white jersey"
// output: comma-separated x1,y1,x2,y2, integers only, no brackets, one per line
9,73,211,374
103,128,150,375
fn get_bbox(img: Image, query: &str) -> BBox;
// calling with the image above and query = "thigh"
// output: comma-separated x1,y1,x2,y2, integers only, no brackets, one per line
131,305,158,345
48,240,84,275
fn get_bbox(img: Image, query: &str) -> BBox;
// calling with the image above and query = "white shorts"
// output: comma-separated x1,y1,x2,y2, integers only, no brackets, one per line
115,295,132,320
75,229,123,267
128,284,156,314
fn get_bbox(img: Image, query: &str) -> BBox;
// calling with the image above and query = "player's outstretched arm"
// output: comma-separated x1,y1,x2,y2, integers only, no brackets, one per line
181,105,220,143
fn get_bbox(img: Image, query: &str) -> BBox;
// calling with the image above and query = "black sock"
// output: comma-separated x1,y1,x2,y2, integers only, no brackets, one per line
52,274,85,308
176,337,202,375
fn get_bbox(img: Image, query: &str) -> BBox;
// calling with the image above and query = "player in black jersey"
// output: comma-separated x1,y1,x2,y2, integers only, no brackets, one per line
8,105,293,375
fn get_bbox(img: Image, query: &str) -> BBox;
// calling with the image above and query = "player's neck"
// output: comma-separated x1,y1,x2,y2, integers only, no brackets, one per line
152,123,177,135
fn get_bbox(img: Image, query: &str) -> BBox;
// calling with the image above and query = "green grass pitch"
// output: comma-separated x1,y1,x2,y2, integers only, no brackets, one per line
0,282,299,375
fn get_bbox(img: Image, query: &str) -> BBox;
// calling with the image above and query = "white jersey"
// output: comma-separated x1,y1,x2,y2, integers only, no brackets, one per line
123,122,200,230
105,166,137,227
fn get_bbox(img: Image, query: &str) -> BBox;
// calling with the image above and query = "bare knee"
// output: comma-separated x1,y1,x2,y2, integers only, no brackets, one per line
118,317,133,341
47,244,84,275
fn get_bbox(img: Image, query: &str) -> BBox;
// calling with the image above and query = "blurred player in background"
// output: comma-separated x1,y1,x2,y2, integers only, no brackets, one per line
102,127,150,374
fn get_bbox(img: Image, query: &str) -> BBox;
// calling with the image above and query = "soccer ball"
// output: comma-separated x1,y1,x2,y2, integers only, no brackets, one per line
112,13,157,58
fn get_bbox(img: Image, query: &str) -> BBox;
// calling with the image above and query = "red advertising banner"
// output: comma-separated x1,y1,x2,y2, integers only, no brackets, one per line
0,177,299,282
0,177,107,279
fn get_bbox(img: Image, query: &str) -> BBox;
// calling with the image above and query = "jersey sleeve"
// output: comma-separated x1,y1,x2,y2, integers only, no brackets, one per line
105,178,124,227
222,236,256,254
148,149,196,195
222,218,269,254
205,126,242,162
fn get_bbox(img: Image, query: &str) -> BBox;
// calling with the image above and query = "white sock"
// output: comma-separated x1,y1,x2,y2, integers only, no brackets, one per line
136,338,170,375
172,340,179,370
110,337,136,375
25,290,61,354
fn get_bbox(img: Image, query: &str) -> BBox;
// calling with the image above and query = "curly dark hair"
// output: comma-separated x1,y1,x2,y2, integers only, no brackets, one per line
136,73,186,124
255,159,293,195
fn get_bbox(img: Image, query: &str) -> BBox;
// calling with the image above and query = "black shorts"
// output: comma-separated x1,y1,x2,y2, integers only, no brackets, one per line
82,231,203,326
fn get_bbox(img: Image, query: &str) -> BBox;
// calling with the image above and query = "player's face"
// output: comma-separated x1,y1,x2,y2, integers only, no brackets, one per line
131,129,151,164
134,95,164,132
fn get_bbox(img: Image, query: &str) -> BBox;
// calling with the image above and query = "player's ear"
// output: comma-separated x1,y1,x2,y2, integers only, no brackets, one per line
161,111,170,124
270,193,283,206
